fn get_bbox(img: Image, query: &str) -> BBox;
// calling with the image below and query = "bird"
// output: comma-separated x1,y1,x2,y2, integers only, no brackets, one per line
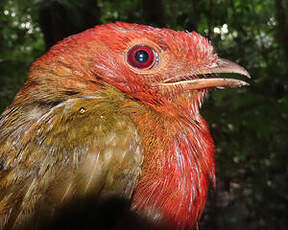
0,22,249,230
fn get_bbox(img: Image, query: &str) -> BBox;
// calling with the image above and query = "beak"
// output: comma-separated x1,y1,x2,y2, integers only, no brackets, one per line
158,58,250,90
206,58,250,78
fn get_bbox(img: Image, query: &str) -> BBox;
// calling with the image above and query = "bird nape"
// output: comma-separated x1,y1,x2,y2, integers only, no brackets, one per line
0,22,249,230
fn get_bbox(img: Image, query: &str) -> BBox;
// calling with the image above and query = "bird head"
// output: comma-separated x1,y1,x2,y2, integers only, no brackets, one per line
23,22,249,114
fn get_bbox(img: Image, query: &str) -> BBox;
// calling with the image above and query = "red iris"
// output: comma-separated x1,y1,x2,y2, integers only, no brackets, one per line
127,45,155,69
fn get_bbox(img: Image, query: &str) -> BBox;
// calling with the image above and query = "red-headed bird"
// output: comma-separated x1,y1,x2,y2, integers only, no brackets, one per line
0,22,249,229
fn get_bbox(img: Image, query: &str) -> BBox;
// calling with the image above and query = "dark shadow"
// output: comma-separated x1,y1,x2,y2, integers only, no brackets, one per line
20,196,167,230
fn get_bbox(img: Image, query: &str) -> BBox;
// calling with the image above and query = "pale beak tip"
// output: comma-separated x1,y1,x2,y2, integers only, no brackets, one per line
241,81,250,87
241,69,251,79
217,58,251,79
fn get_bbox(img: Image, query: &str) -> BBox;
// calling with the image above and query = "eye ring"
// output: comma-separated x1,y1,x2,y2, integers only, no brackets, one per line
127,45,156,69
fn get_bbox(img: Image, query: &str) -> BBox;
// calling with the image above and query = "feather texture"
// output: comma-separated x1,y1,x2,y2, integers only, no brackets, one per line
0,22,248,229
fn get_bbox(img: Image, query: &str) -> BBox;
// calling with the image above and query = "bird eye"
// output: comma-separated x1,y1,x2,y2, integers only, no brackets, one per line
127,45,156,69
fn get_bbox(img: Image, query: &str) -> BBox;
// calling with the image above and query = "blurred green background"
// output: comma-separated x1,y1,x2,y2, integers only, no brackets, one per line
0,0,287,229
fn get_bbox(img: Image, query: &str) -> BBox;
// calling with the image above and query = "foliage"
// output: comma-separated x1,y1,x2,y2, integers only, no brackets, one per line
0,0,287,229
0,0,44,111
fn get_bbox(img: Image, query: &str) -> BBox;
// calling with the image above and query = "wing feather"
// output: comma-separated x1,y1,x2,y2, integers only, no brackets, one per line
0,93,143,229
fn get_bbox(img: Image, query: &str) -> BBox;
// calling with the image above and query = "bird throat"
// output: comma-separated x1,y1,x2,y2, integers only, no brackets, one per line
129,99,215,229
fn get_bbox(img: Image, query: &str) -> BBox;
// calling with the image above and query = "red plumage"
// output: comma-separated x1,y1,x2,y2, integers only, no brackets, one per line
132,113,215,229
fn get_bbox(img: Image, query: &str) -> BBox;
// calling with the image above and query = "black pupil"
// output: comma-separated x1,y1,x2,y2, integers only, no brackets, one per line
135,50,149,63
